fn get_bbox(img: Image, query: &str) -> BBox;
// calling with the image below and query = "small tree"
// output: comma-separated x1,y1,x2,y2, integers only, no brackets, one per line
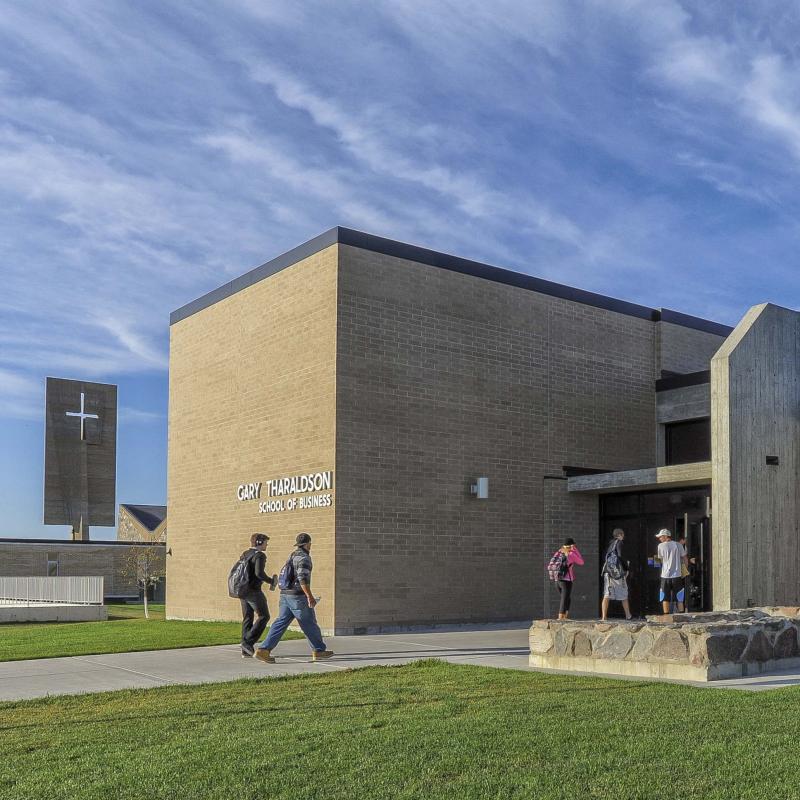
123,538,166,620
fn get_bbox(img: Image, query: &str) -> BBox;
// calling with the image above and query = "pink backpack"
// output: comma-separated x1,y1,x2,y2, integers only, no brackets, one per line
547,551,568,582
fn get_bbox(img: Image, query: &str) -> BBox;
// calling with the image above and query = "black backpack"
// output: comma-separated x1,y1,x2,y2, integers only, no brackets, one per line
603,541,624,580
227,550,256,598
277,554,297,590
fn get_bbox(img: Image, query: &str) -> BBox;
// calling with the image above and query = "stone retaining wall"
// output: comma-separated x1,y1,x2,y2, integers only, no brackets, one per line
529,608,800,681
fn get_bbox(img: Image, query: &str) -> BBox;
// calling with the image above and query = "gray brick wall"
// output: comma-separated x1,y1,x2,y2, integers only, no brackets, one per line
657,321,725,377
542,478,599,618
333,245,656,629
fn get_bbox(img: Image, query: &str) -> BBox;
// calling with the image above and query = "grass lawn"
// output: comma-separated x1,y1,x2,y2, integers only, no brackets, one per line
0,603,299,662
0,660,797,800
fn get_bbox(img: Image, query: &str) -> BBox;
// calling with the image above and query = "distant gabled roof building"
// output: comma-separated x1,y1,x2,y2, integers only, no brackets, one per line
118,504,167,542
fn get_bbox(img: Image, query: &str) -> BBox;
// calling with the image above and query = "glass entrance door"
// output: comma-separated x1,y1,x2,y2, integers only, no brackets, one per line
600,487,711,617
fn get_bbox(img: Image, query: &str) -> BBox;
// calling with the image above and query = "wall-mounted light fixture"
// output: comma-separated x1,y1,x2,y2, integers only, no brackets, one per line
470,477,489,499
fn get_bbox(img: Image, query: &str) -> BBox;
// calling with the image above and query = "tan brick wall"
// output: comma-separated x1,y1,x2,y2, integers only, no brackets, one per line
166,240,732,630
0,542,164,597
166,246,338,626
333,245,656,629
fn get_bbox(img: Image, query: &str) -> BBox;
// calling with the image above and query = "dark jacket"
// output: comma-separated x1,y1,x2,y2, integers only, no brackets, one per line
281,547,313,596
241,548,273,592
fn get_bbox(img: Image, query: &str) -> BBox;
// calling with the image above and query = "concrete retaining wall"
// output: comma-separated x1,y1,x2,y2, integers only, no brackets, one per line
0,604,107,623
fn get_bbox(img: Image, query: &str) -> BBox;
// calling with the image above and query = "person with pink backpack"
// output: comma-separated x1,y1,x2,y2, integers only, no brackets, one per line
547,537,584,619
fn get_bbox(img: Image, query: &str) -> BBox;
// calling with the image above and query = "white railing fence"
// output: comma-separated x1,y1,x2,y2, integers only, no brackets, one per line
0,576,104,606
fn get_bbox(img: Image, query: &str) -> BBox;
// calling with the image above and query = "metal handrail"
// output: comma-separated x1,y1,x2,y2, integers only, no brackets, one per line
0,576,104,606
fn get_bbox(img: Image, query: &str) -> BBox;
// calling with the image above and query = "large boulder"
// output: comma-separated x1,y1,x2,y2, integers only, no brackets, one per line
687,633,710,667
594,630,633,660
773,626,799,659
554,626,577,657
594,623,614,633
572,630,593,657
705,633,748,664
629,628,655,660
650,630,689,662
530,627,555,655
742,630,773,663
765,607,800,618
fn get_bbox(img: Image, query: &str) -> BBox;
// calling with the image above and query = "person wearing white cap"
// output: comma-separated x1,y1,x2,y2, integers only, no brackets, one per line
656,529,687,614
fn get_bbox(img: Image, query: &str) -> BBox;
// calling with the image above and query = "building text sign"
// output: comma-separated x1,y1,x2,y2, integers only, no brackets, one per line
236,471,333,514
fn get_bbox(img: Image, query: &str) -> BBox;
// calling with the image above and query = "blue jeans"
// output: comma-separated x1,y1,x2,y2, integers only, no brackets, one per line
259,594,327,652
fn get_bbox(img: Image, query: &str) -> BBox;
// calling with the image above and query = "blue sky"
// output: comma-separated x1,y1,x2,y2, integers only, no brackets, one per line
2,1,800,538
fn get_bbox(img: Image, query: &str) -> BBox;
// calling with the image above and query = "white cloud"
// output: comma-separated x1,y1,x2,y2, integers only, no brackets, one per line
674,152,778,205
0,368,40,420
247,60,586,248
1,0,800,434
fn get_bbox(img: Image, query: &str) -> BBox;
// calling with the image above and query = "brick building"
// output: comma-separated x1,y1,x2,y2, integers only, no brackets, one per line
118,504,167,542
167,228,800,632
0,538,166,600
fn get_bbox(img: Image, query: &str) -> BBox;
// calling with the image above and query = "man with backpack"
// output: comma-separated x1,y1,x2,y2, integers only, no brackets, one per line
601,528,632,621
255,532,334,663
232,533,276,658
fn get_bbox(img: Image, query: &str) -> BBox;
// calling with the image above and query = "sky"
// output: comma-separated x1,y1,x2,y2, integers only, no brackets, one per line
2,0,800,539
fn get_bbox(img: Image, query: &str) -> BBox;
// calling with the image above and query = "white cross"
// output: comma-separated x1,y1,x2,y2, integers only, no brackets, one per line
65,392,99,441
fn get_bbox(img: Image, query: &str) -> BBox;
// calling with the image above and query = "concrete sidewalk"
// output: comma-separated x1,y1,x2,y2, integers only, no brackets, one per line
0,627,531,702
3,625,800,702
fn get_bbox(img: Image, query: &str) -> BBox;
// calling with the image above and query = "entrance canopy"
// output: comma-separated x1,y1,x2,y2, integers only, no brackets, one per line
567,461,711,495
567,463,713,616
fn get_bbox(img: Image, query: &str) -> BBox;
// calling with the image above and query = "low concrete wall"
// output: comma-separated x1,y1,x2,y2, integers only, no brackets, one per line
529,608,800,681
0,604,107,623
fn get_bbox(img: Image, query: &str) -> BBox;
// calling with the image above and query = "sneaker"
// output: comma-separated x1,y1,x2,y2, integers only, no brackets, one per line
312,650,334,661
255,648,275,664
241,642,255,658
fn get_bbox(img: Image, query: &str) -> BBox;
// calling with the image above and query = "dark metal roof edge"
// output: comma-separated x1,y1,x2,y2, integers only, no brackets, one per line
655,370,711,392
658,308,733,338
169,226,731,334
0,538,166,546
337,229,657,321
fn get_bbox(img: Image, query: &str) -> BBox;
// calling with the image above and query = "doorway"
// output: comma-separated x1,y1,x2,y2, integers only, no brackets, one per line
599,486,711,617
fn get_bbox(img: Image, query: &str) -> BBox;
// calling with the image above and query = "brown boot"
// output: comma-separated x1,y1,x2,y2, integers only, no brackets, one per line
312,650,334,661
255,649,275,664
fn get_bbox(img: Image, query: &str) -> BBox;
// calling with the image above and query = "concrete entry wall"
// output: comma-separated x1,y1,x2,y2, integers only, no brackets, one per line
712,304,800,609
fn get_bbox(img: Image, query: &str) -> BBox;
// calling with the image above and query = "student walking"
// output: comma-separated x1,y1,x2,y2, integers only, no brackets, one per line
256,533,334,663
601,528,632,620
656,528,688,613
549,538,584,620
237,533,276,658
